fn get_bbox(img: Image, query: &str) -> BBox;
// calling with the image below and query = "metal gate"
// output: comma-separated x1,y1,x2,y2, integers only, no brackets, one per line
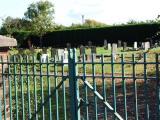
0,49,160,120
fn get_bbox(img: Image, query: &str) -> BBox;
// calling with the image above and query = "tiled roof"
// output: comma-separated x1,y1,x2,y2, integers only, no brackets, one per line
0,35,17,47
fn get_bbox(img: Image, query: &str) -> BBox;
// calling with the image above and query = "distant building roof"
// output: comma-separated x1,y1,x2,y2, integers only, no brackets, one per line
0,35,17,47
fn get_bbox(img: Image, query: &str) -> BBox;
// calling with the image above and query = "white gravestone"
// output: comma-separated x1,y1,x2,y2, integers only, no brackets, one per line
41,54,48,63
63,49,68,63
144,42,150,51
57,49,64,62
108,43,111,50
112,43,117,60
134,41,138,50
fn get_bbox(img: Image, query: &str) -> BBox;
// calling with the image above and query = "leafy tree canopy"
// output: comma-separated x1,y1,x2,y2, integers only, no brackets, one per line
24,0,55,36
0,16,31,36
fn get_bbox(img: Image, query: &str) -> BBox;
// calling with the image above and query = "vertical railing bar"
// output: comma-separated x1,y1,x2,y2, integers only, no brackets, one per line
132,54,138,120
156,54,160,119
13,55,18,120
40,56,45,119
26,56,31,119
1,56,6,120
111,54,117,119
144,53,149,120
68,49,80,120
33,56,38,120
8,56,12,120
91,53,98,120
54,55,59,120
82,50,89,120
101,54,107,120
20,55,25,120
62,61,67,120
121,54,127,120
47,56,52,120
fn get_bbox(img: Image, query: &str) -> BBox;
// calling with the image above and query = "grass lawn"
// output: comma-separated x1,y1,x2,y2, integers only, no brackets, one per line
6,46,160,119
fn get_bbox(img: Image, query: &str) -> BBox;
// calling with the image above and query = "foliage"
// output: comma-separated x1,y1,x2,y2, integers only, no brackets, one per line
42,23,160,48
24,0,55,36
0,16,31,36
83,19,107,28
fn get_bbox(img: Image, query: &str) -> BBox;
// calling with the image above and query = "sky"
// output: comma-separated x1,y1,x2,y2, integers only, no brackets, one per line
0,0,160,26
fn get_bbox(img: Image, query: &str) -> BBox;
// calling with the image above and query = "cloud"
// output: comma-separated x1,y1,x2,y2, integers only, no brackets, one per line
54,0,160,26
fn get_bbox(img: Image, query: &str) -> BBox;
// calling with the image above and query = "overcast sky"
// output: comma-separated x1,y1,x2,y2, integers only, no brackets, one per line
0,0,160,26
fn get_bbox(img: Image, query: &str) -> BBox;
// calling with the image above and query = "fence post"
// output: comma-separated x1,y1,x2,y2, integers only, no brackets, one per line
0,98,1,120
68,49,80,120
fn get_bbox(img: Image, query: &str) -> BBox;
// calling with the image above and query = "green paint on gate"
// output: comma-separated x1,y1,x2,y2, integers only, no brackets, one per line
0,49,159,120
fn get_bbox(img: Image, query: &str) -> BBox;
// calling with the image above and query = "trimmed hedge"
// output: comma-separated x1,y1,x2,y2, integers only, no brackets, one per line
12,23,160,48
42,23,160,47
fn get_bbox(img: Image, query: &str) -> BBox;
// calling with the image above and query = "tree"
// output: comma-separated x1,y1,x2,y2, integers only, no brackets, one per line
0,16,31,36
84,19,107,28
24,0,55,36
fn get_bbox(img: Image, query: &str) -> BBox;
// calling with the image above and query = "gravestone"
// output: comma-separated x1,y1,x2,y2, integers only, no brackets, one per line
41,48,48,63
123,42,127,50
88,41,92,47
104,39,108,49
112,43,117,60
91,46,97,60
66,43,71,49
108,43,111,50
144,42,150,51
91,46,97,54
51,48,57,58
80,45,85,55
57,49,64,62
118,40,122,47
63,48,68,63
141,42,145,49
134,41,138,50
41,54,48,63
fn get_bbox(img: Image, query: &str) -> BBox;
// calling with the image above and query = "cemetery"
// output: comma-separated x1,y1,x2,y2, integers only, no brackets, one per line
1,29,160,119
0,1,160,119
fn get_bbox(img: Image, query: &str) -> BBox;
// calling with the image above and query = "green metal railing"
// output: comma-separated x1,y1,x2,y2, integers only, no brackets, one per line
0,49,160,120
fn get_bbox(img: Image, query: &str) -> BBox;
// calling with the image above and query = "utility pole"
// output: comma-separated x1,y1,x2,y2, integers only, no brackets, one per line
81,15,84,24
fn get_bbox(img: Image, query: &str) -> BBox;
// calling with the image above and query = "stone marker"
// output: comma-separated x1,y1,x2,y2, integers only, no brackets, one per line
91,46,97,54
63,48,68,63
91,46,96,60
118,40,122,47
57,49,64,62
112,43,117,60
104,39,108,49
80,45,85,55
88,41,92,47
51,48,57,58
144,42,150,51
41,54,48,63
108,43,111,50
66,43,71,49
123,42,127,50
134,41,138,50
